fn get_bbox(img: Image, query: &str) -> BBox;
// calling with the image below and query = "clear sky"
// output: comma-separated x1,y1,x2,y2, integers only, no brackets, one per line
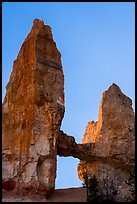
2,2,135,189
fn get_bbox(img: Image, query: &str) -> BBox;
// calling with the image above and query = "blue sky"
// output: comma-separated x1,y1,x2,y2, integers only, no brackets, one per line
2,2,135,189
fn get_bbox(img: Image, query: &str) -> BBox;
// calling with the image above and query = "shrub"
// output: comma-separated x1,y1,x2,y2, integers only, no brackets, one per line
125,168,135,202
82,172,118,202
82,172,100,202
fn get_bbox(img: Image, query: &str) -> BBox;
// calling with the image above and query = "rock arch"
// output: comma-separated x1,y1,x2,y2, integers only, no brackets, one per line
2,19,135,201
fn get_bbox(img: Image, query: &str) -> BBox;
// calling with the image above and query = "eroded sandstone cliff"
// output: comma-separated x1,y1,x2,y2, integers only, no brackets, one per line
2,19,65,193
58,84,135,166
81,83,135,165
77,83,135,201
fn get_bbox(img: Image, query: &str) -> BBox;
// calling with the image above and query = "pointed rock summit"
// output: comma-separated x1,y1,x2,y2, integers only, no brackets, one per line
82,83,135,163
2,19,65,192
78,84,135,201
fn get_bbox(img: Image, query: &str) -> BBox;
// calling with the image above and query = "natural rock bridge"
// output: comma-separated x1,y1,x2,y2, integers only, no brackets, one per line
2,19,135,201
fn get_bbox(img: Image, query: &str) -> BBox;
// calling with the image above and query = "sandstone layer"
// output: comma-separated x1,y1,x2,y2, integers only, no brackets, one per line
2,19,65,192
2,187,87,202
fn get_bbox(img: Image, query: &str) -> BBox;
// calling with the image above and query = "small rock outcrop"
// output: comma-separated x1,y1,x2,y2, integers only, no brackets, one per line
2,19,65,193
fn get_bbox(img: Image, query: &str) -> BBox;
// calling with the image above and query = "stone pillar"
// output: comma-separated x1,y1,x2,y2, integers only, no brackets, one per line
78,83,135,201
2,19,65,193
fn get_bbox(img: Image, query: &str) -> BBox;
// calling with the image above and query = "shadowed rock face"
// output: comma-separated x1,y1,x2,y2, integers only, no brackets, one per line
2,19,65,192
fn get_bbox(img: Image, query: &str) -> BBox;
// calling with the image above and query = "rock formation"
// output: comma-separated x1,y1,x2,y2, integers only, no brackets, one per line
57,130,97,161
2,18,135,201
2,19,65,193
78,160,133,202
81,83,135,165
77,83,135,201
58,83,135,201
58,84,135,166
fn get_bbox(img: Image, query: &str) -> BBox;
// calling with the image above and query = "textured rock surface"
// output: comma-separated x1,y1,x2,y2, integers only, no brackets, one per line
78,84,135,201
57,130,96,161
2,187,87,202
58,84,135,166
2,19,65,192
78,160,132,202
82,83,135,165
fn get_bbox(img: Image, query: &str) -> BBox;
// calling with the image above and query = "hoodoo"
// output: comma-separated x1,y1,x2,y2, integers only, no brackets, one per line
78,83,135,201
2,19,65,193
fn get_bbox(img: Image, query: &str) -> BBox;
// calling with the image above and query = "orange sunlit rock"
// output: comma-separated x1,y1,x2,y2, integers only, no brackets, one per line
2,19,65,193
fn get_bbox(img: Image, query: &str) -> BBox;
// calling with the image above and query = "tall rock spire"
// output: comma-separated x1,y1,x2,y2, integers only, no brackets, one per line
82,83,135,162
2,19,65,193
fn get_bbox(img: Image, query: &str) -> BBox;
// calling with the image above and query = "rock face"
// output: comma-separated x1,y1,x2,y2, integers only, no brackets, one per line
57,84,135,165
2,19,65,192
78,160,132,202
82,83,135,165
78,83,135,201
